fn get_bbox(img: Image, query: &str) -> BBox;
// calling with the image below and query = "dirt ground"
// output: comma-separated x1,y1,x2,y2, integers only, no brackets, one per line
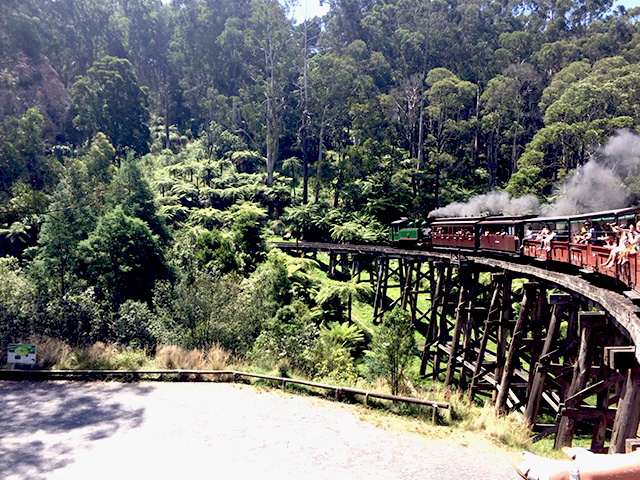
0,380,518,479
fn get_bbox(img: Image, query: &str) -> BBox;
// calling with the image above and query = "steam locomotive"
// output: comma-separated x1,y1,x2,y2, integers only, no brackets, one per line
389,206,640,293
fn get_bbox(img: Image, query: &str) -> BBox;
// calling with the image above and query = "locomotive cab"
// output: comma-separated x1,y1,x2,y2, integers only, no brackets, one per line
389,218,430,247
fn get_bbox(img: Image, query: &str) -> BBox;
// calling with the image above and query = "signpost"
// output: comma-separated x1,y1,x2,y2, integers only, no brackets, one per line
7,344,36,366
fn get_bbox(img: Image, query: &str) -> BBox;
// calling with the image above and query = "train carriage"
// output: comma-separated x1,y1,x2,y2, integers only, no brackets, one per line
477,216,532,254
522,216,571,263
430,217,481,250
390,205,640,294
569,207,640,287
521,206,640,292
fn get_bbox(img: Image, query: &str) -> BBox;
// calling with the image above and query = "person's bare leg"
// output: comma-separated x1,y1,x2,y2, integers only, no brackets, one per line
513,451,640,480
577,450,640,480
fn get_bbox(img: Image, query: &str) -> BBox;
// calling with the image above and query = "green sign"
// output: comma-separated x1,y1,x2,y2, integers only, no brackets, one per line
8,344,36,365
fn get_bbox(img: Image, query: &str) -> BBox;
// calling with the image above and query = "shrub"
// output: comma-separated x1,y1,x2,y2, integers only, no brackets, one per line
115,300,156,349
30,335,70,368
366,306,416,395
251,304,316,371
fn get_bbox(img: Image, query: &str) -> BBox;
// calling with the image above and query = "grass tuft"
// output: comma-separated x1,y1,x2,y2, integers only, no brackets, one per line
154,344,231,370
462,404,532,449
30,335,71,368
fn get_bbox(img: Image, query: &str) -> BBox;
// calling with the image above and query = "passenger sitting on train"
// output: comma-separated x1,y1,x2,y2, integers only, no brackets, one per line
536,226,551,250
523,227,534,242
584,221,598,245
600,223,615,247
618,221,640,266
573,224,588,243
572,233,584,243
536,226,555,251
541,229,556,251
602,223,638,268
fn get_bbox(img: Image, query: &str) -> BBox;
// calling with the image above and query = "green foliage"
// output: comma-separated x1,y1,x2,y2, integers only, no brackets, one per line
366,306,416,395
152,271,268,355
71,56,150,155
307,321,364,384
330,214,386,244
38,290,105,346
114,300,156,349
35,179,94,297
83,133,116,185
77,206,168,307
505,165,546,197
224,202,268,273
193,229,238,275
0,257,37,349
108,156,168,241
251,303,316,371
0,108,58,195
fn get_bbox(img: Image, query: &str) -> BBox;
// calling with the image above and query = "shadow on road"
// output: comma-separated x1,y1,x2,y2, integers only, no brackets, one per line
0,381,152,478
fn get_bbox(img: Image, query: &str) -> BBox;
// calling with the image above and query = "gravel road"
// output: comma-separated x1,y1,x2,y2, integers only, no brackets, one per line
0,381,518,480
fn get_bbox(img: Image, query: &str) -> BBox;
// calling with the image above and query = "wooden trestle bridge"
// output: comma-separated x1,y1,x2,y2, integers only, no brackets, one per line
273,241,640,454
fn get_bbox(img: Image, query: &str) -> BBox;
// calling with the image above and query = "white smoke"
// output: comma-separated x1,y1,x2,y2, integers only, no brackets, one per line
546,129,640,215
429,191,540,218
429,129,640,219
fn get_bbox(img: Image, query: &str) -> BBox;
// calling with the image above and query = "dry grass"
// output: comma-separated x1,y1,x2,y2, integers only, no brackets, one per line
462,403,532,449
30,335,71,367
205,344,231,370
154,344,231,370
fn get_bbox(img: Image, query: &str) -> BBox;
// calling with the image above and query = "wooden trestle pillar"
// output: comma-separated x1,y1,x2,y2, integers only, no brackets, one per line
609,348,640,454
432,265,453,379
419,262,447,376
444,268,472,389
554,312,607,449
524,293,573,424
468,273,506,402
495,282,540,415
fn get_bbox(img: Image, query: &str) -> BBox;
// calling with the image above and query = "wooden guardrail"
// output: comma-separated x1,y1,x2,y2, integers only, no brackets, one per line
0,368,448,420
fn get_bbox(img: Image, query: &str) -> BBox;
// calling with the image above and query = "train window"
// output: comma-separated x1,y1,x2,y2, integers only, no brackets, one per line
619,214,635,227
553,222,569,241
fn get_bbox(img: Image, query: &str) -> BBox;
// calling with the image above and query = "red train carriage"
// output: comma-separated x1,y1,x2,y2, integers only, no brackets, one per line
522,216,571,263
430,217,481,250
522,207,640,292
477,217,532,254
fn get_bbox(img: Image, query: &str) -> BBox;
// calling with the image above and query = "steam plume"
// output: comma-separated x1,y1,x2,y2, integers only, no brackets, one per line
546,129,640,215
429,191,540,218
429,129,640,218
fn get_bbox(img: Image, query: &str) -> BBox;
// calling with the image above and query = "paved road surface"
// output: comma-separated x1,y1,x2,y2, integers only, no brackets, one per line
0,381,517,479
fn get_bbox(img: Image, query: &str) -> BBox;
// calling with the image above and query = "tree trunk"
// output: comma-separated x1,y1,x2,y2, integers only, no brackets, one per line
301,20,309,204
417,102,425,171
315,121,325,203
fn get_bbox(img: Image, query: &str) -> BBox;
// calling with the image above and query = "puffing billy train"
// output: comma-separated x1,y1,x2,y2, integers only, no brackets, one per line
389,206,640,294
